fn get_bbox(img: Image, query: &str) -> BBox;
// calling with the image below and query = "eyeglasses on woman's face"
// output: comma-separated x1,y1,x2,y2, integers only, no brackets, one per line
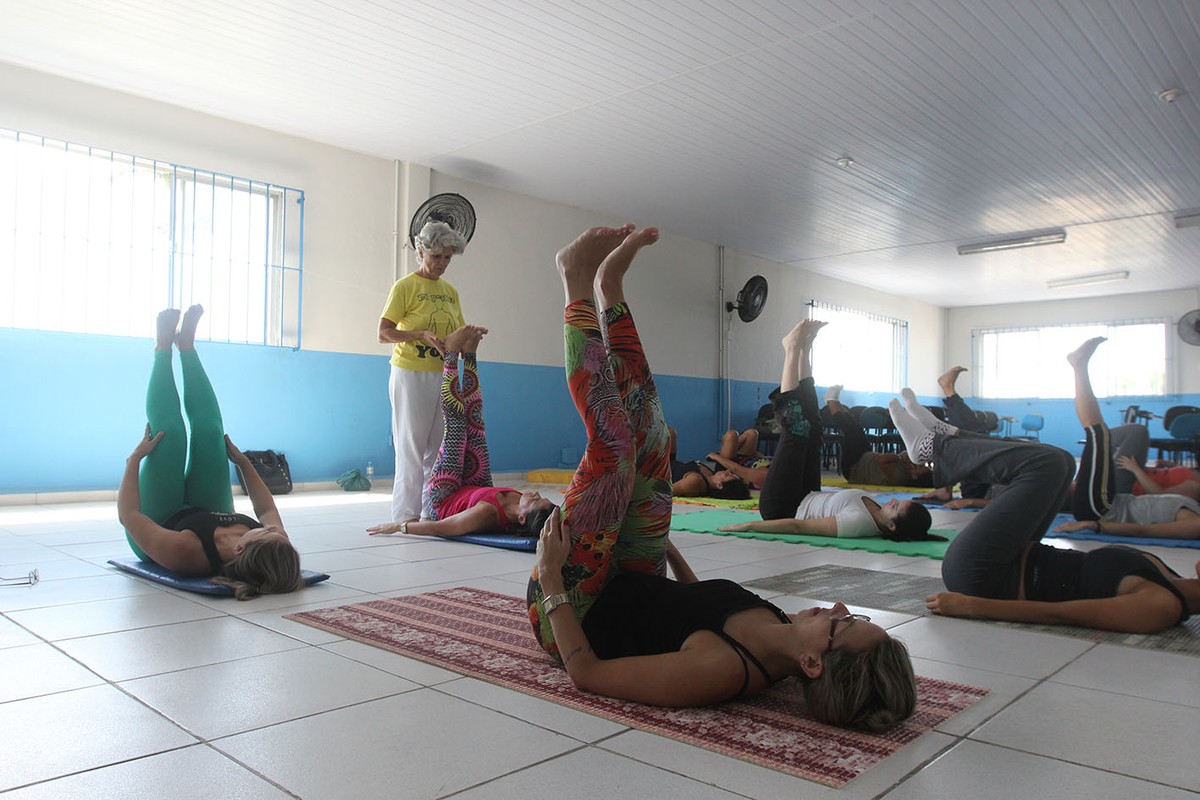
826,613,871,653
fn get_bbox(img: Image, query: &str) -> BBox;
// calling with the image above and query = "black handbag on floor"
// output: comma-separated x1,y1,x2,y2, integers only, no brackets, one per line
236,450,293,495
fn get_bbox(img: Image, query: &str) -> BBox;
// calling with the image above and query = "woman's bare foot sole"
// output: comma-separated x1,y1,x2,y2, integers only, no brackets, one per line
783,319,827,350
176,304,204,350
557,225,636,283
156,309,181,350
1067,336,1106,368
595,227,660,304
444,325,473,354
937,366,967,395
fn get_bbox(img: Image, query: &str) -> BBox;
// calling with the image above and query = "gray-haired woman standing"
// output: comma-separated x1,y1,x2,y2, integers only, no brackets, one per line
378,221,481,523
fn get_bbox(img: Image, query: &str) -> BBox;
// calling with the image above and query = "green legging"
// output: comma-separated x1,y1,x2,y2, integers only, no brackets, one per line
125,348,234,560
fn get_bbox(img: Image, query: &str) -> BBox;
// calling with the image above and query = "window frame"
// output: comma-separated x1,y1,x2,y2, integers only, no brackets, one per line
972,318,1170,399
0,127,304,348
806,299,909,392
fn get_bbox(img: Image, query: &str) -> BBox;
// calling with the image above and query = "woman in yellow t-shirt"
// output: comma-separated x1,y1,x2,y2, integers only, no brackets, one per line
378,221,479,523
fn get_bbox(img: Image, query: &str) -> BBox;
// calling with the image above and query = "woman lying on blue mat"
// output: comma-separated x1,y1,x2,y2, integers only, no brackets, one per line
716,322,936,542
118,306,302,600
530,225,916,731
367,324,557,540
882,349,1199,632
1052,337,1200,541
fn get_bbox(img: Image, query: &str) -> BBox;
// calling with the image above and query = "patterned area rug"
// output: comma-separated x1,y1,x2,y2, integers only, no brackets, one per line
747,565,1200,656
287,587,988,787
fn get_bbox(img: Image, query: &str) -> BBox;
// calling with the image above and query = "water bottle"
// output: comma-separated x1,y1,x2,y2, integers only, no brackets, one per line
366,461,375,480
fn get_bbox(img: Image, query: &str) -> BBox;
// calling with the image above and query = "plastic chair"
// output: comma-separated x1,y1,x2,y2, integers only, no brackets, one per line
1020,414,1044,440
1149,405,1200,461
975,410,999,434
858,406,900,453
1156,412,1200,466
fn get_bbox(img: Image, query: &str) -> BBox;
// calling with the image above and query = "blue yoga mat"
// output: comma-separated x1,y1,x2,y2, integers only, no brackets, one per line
109,557,330,596
449,532,537,551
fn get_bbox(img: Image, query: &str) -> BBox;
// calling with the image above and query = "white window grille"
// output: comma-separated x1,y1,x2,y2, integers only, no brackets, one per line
0,128,303,347
807,300,908,392
974,320,1168,398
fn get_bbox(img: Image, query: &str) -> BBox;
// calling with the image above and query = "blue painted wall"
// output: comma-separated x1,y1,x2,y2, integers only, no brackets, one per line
0,328,720,493
4,327,1194,494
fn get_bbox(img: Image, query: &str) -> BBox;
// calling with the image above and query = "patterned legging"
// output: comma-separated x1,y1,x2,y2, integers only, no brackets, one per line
527,300,673,657
426,351,492,518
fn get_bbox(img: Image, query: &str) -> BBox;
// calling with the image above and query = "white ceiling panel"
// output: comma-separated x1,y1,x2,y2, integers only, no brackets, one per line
0,0,1197,307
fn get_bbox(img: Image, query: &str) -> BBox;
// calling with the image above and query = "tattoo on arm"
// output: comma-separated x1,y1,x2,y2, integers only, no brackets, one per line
563,645,590,665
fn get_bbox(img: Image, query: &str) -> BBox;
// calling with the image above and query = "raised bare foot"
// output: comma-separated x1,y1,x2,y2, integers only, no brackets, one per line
443,325,473,354
937,366,967,397
595,226,660,307
1067,337,1106,369
557,225,635,303
176,305,204,350
463,325,486,353
156,309,181,350
783,319,827,351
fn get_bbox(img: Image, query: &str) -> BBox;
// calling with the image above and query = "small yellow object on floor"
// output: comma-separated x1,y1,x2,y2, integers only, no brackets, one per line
526,468,575,484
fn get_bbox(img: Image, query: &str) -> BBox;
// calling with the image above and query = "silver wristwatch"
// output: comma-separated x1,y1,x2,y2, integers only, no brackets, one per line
540,592,571,616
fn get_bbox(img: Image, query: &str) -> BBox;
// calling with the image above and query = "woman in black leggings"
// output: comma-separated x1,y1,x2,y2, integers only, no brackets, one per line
884,351,1198,633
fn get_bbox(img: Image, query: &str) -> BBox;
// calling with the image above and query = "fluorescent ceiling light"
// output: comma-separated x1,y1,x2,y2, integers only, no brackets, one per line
957,230,1066,255
1175,212,1200,229
1046,270,1129,289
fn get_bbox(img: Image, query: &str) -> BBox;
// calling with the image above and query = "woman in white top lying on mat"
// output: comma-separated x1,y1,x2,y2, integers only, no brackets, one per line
367,325,557,539
529,224,916,731
118,306,302,600
715,323,937,543
884,340,1198,632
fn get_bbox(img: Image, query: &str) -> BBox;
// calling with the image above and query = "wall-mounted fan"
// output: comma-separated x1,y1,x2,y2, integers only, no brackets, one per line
408,193,476,249
725,275,768,322
1179,309,1200,346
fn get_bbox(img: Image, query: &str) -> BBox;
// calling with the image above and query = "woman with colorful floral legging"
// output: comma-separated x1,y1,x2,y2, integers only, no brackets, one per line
528,224,916,731
367,325,556,539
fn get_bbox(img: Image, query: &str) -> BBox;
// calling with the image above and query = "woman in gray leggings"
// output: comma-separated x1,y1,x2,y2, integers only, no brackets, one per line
885,383,1197,634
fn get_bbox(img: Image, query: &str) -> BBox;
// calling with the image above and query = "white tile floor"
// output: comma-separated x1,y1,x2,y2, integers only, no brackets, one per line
2,483,1198,799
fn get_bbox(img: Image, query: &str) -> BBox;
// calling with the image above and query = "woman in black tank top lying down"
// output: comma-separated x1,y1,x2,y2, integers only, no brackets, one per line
117,306,302,600
886,338,1198,632
527,226,916,732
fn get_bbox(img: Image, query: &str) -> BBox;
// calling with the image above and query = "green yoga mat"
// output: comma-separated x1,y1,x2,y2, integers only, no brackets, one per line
669,509,956,559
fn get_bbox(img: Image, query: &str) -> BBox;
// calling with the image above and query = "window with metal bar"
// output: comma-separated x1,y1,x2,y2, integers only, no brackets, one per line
807,300,908,392
974,319,1168,398
0,128,303,347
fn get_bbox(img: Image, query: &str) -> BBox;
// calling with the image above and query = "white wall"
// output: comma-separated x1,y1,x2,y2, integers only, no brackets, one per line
423,174,722,377
720,249,946,390
1,60,949,394
0,62,396,357
947,288,1200,395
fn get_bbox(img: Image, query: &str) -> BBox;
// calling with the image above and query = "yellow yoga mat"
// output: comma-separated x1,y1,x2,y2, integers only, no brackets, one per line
526,468,575,483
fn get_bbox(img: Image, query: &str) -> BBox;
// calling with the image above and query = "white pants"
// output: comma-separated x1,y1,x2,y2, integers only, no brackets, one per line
389,366,444,522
